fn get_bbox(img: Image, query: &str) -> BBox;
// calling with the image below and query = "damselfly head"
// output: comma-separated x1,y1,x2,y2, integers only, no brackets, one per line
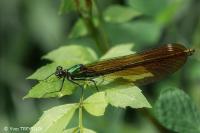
185,49,195,56
55,66,66,78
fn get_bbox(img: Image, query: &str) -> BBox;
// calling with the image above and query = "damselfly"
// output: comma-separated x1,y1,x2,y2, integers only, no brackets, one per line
43,43,194,95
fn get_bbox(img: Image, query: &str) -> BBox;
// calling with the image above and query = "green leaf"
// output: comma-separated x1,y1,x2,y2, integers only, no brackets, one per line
127,0,188,24
101,43,135,59
105,85,151,108
82,128,96,133
63,127,96,133
43,45,97,63
154,88,200,133
59,0,97,16
27,63,58,80
68,18,99,39
24,76,76,98
30,104,78,133
105,20,162,45
103,5,141,23
127,0,169,16
68,19,88,38
63,127,79,133
155,0,188,24
83,92,108,116
59,0,76,14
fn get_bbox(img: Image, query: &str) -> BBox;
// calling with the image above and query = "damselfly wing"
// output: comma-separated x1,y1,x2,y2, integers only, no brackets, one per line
72,43,194,86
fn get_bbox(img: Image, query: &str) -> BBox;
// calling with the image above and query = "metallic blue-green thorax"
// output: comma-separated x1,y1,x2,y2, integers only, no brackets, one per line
68,64,82,75
68,64,96,79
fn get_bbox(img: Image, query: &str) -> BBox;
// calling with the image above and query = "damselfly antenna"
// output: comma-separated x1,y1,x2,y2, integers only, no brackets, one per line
39,66,67,81
39,72,55,82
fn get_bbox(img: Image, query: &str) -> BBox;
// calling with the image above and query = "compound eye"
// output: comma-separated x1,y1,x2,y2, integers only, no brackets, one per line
55,71,59,76
56,66,63,70
55,71,62,78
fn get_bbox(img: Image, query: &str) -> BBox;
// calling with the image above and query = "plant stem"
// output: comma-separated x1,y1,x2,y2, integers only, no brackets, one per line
83,17,109,55
79,88,84,133
75,0,110,55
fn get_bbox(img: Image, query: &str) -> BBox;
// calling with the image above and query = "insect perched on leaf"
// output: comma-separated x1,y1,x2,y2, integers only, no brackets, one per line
43,43,194,95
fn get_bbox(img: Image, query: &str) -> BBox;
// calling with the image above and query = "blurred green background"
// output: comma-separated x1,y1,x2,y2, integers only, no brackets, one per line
0,0,199,133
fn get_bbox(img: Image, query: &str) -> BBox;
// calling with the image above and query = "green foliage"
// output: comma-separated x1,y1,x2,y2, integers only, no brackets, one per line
63,127,96,133
83,92,108,116
26,42,151,132
127,0,169,16
24,76,75,98
27,63,58,80
106,86,151,108
42,45,97,64
105,20,162,45
24,0,198,132
69,19,88,38
128,0,189,25
1,0,198,132
59,0,76,14
103,5,141,23
30,104,78,133
101,43,135,59
154,88,200,133
25,45,97,98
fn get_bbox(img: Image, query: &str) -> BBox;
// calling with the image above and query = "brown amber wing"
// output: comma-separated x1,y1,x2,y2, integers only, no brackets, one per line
76,43,194,85
105,52,187,86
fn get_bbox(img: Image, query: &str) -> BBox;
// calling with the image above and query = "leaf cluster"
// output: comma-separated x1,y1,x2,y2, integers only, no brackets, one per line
27,44,151,132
